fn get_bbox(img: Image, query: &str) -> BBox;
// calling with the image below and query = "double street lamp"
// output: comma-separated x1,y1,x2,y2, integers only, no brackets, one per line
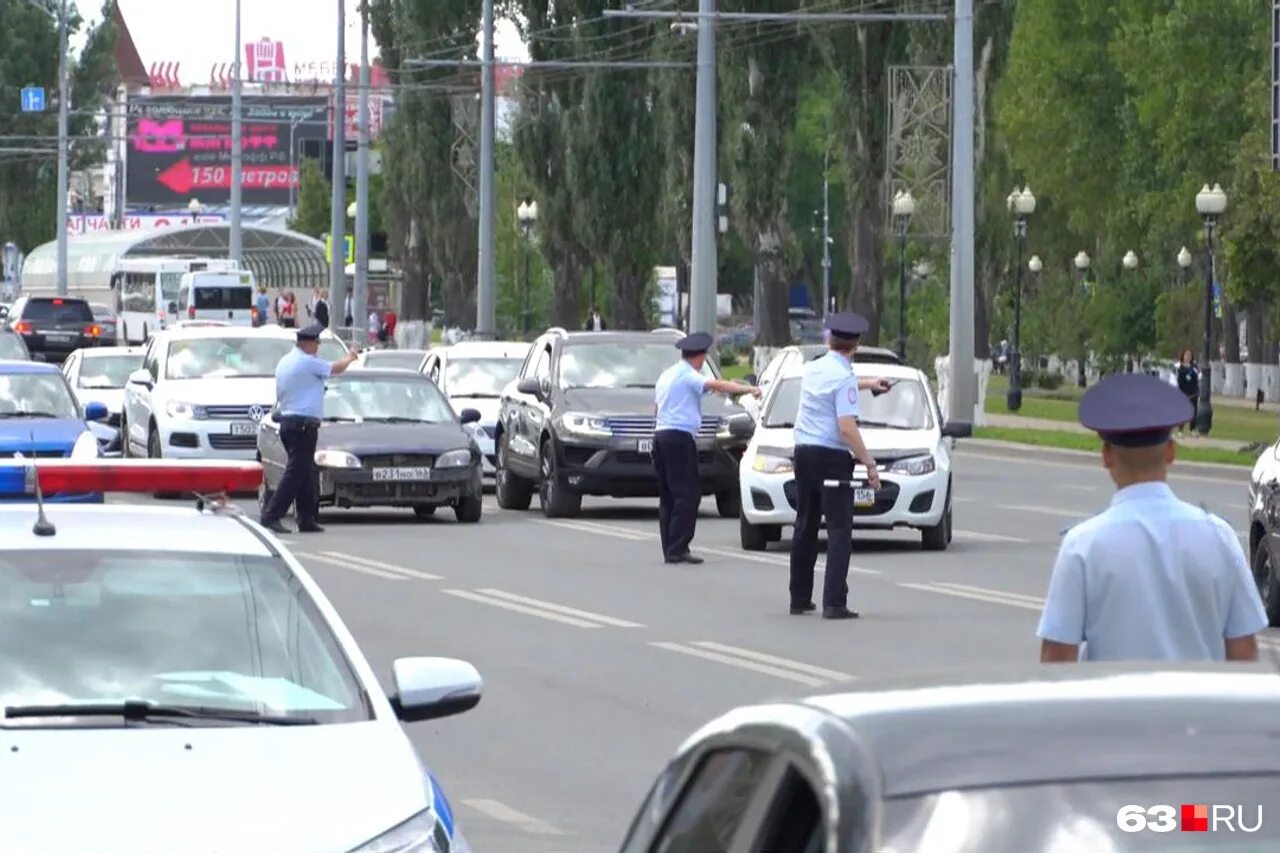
1194,183,1228,435
891,190,916,361
1005,186,1036,411
516,199,538,336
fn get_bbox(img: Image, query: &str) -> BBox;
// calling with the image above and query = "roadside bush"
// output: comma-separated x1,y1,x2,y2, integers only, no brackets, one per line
1037,372,1065,391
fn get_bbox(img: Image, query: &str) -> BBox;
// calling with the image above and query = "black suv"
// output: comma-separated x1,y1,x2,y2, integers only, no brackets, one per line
4,295,104,363
494,328,750,518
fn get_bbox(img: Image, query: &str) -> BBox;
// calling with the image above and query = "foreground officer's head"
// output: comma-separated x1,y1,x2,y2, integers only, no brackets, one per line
676,331,714,368
296,323,325,356
824,312,870,356
1078,374,1194,487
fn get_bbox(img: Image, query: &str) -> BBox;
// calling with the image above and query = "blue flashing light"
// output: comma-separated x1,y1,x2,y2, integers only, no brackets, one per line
0,463,30,497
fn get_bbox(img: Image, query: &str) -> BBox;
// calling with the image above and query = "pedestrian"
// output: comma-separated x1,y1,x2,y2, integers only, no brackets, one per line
280,292,297,328
788,312,889,620
254,287,270,327
1037,373,1267,663
652,331,761,564
585,306,607,331
259,323,359,535
313,288,330,328
1175,348,1199,433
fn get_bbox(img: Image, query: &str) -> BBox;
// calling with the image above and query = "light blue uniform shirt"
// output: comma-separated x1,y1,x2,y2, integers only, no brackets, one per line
655,359,710,435
793,350,859,450
1037,482,1268,661
275,346,332,419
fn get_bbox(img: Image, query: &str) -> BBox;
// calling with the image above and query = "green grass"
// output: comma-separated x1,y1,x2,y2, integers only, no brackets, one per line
974,426,1260,467
721,362,751,381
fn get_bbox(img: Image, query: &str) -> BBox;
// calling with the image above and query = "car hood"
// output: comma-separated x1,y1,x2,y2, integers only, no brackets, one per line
561,386,744,417
318,421,472,454
74,387,124,413
157,377,276,407
0,723,431,852
0,417,86,453
446,394,502,425
751,424,939,461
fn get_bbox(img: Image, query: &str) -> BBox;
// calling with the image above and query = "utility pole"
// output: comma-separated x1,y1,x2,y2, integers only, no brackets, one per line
229,0,243,264
354,2,371,330
1273,0,1279,170
54,0,68,295
821,149,831,317
689,0,717,339
947,0,976,424
328,0,348,331
475,0,497,338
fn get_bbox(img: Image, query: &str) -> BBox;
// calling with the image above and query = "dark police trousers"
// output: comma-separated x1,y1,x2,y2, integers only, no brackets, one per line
789,444,855,608
263,416,321,526
652,429,700,560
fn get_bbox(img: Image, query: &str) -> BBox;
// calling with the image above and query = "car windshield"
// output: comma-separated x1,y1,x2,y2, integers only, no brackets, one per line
762,376,934,430
558,341,715,389
165,337,292,379
78,355,144,389
90,304,115,321
19,298,93,323
0,333,27,360
446,356,523,397
0,372,79,418
880,775,1279,850
193,287,252,310
324,376,457,423
363,351,425,371
0,550,369,726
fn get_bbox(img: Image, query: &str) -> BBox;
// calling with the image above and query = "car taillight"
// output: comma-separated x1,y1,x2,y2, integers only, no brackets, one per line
12,321,31,334
85,324,101,338
188,306,196,319
25,459,265,495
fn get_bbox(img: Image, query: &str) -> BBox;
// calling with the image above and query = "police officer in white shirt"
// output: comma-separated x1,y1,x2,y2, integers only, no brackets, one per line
653,331,761,564
1038,373,1268,662
789,312,890,619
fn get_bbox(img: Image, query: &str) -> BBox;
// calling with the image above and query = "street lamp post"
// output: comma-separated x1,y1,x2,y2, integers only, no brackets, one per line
1194,183,1228,435
891,190,916,360
188,198,203,217
1122,250,1139,373
1005,186,1036,411
517,199,538,336
1177,245,1192,288
1074,250,1091,387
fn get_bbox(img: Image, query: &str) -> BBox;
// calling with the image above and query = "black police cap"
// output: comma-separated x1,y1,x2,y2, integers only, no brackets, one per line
676,331,714,354
1078,373,1193,447
296,322,325,342
824,312,870,339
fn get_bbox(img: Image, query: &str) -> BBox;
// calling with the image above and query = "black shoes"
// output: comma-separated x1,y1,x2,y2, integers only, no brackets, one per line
665,553,704,565
789,602,816,615
822,607,859,620
261,519,292,534
297,522,325,533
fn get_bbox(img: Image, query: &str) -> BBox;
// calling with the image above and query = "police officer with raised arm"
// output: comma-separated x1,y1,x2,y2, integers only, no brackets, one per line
788,312,889,619
259,323,359,535
1038,373,1267,662
653,331,761,565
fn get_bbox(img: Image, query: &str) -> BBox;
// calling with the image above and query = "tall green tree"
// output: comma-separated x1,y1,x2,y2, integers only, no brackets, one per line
288,158,330,239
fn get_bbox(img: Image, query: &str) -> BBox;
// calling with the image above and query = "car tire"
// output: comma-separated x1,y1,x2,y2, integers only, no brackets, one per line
539,439,581,518
495,437,534,510
1251,541,1280,627
715,489,741,518
740,513,777,552
921,493,952,552
147,425,179,499
413,505,437,521
120,415,132,458
454,496,483,524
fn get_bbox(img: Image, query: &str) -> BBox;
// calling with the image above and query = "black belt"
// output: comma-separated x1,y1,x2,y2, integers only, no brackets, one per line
279,415,321,426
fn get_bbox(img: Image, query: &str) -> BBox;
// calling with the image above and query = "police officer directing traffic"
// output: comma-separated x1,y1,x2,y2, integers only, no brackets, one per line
259,323,359,535
1037,373,1267,662
788,312,889,619
653,331,761,564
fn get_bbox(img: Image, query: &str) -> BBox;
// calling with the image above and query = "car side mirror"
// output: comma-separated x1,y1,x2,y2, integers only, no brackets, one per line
83,401,109,422
941,421,972,439
389,657,482,723
127,368,152,389
743,373,758,386
517,376,543,397
459,408,481,425
727,412,756,439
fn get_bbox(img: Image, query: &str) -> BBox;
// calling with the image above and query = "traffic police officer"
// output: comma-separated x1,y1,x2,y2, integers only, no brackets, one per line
653,331,761,564
1037,373,1267,662
788,312,888,619
260,323,358,535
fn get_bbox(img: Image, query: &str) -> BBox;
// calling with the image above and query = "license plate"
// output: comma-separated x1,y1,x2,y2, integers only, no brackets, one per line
854,488,875,507
45,333,72,341
636,438,653,453
229,422,258,436
373,466,432,482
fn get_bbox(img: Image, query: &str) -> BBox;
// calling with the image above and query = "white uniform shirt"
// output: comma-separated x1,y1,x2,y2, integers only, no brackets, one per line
1037,482,1267,661
793,350,859,450
654,360,710,435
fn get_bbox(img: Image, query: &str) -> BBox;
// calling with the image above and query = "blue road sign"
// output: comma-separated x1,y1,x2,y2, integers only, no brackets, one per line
20,87,45,113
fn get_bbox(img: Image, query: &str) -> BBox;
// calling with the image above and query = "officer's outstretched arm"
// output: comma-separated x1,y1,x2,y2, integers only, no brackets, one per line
329,349,360,376
705,378,760,397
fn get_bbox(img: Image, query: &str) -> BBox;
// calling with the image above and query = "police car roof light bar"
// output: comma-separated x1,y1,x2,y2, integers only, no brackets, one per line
27,460,264,496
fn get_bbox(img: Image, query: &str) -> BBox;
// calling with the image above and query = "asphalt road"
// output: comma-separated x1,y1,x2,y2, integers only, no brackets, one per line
128,445,1274,852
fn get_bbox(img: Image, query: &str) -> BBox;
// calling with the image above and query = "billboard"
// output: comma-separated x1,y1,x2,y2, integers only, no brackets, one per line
126,96,329,206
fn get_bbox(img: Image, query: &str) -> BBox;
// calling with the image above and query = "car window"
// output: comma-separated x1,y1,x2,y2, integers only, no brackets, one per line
18,298,93,323
165,337,292,379
653,749,774,853
0,372,80,418
0,550,370,724
558,341,715,389
78,354,145,389
323,376,457,423
0,333,28,360
90,304,115,320
532,346,552,382
193,287,252,310
362,351,426,371
446,357,524,397
317,338,348,361
751,767,824,853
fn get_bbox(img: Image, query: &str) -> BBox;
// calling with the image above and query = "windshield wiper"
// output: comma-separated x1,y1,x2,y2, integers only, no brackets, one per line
365,416,434,423
767,421,795,428
857,419,915,430
0,411,62,419
322,416,359,422
455,393,500,399
4,700,317,726
624,383,655,388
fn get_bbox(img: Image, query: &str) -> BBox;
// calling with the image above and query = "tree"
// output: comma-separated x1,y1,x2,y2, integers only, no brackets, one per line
288,159,331,239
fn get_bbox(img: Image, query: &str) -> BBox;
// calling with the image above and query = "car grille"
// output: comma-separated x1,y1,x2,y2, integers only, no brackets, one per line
208,435,258,450
604,415,721,437
204,405,268,420
343,482,442,500
782,480,901,516
0,449,65,459
360,453,436,468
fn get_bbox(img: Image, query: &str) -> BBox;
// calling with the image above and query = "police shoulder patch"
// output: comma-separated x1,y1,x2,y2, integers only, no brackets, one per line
847,386,857,404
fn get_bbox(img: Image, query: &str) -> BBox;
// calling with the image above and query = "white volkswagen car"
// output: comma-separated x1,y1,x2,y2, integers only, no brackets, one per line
737,360,970,552
421,340,531,475
121,326,349,460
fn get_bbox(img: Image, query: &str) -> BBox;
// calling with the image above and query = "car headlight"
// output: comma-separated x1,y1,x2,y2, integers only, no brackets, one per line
752,450,793,474
559,412,611,438
887,454,936,476
436,448,473,468
164,400,204,419
70,430,99,459
314,449,361,468
349,810,445,853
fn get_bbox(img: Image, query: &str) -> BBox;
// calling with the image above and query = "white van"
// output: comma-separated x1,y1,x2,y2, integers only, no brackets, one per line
177,270,257,327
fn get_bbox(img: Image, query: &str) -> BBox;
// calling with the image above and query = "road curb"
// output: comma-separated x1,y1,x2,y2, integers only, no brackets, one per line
960,438,1254,476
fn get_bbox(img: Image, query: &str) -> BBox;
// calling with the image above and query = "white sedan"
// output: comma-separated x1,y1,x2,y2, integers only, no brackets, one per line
421,340,531,475
736,361,970,551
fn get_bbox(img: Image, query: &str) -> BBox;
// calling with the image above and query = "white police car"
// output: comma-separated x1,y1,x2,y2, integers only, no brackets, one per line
0,459,477,851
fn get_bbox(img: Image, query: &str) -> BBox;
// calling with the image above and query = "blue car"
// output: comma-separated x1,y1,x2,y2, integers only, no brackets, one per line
0,359,109,502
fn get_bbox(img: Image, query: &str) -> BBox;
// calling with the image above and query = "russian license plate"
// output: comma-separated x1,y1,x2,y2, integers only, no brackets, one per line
636,438,653,453
373,466,432,482
854,488,875,507
45,332,72,342
229,422,258,436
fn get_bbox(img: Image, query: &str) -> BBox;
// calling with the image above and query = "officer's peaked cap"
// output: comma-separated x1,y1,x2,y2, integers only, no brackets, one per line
825,312,870,339
296,323,325,342
677,331,714,354
1078,373,1193,447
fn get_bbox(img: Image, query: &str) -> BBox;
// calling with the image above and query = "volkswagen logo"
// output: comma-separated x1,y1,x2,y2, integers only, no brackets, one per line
247,405,266,422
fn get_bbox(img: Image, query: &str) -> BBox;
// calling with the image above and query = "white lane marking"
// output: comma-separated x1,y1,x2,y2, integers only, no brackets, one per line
691,641,856,682
650,641,829,687
573,519,655,539
952,495,977,503
696,545,878,575
898,582,1043,611
997,503,1088,519
932,581,1045,605
960,450,1245,487
953,529,1032,543
475,588,643,628
537,519,648,541
320,550,442,580
1064,484,1097,492
461,799,570,836
442,589,603,628
297,552,405,580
